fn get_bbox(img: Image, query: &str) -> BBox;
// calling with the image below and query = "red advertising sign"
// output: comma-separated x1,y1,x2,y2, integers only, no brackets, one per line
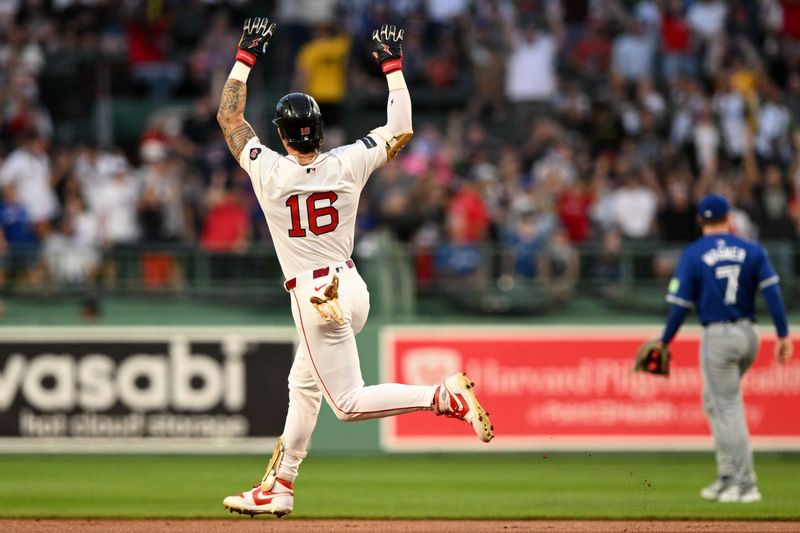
380,327,800,451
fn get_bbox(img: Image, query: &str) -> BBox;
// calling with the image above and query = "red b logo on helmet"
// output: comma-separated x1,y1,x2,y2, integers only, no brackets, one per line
300,127,311,136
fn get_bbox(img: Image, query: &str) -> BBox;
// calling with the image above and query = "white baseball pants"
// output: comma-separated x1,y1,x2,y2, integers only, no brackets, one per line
277,261,435,481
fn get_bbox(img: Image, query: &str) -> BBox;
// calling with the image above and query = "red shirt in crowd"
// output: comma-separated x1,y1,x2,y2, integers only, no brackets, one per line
127,19,170,65
558,188,593,242
661,15,691,52
201,195,249,252
447,186,490,243
783,0,800,39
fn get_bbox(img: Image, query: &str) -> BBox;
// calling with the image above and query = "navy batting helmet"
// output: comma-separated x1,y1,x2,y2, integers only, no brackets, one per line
272,93,324,148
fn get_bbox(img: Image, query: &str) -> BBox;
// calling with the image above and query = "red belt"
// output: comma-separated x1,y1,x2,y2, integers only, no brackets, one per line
284,259,355,291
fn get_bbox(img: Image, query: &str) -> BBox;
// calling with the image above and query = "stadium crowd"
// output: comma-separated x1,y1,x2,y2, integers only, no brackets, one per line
0,0,799,291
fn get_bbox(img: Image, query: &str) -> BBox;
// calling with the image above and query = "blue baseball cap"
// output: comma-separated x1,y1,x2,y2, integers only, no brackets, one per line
698,194,730,220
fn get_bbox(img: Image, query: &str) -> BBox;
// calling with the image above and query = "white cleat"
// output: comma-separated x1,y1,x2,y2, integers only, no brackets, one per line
700,478,732,501
718,484,762,503
434,372,494,443
222,478,294,517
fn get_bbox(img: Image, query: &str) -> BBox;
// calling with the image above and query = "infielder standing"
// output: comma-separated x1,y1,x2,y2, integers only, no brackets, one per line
216,19,494,517
656,194,793,503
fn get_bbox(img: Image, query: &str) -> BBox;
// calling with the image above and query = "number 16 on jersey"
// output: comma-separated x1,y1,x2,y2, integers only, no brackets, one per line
286,192,340,237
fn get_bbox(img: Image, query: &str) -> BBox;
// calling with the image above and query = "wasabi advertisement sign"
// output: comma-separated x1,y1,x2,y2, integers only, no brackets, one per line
0,327,295,451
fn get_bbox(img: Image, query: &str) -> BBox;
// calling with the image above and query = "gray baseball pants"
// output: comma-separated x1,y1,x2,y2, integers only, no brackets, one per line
700,320,759,487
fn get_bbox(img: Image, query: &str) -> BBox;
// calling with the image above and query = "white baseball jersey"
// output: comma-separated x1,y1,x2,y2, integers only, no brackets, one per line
238,133,386,279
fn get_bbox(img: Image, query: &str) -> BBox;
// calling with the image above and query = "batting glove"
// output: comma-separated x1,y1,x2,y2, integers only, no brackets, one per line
372,24,404,74
236,17,276,68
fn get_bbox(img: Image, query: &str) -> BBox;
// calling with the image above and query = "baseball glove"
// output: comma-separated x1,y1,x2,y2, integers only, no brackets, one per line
310,274,345,326
633,339,671,376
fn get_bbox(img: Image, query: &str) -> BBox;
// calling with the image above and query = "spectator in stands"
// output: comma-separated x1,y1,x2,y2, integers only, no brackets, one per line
567,20,612,82
96,157,140,248
189,11,238,97
592,229,624,285
42,195,100,286
660,0,695,81
446,176,490,245
752,164,797,240
755,83,792,165
370,159,419,242
137,140,186,243
0,182,36,287
557,177,593,243
506,210,545,280
504,18,562,121
466,16,507,119
693,103,720,177
608,171,657,240
295,24,351,135
727,49,760,104
553,80,591,130
787,72,800,122
634,0,661,31
0,26,44,76
611,19,657,82
633,110,665,166
181,96,219,150
668,77,706,152
713,77,748,162
201,177,250,254
127,10,182,99
426,0,469,25
472,161,504,239
540,226,579,296
532,139,576,189
73,143,120,213
658,175,697,242
653,171,698,280
0,129,57,234
687,0,728,43
436,177,490,278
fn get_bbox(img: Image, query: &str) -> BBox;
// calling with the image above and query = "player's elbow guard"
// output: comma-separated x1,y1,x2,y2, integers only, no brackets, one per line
370,126,413,160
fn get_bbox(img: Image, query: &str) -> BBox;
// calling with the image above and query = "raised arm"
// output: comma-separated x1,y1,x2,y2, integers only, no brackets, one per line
370,25,413,160
218,80,255,160
217,17,276,160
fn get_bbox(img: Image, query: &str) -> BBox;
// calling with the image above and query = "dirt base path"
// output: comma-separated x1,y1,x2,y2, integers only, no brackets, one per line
2,519,798,533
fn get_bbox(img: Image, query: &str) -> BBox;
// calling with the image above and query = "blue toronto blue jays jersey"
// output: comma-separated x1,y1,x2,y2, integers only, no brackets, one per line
666,233,779,325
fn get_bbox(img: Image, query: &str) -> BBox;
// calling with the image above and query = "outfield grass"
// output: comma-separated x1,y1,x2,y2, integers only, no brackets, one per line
0,453,798,519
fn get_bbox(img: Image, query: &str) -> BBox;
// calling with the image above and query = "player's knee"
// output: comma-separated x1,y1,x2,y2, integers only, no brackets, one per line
289,387,322,413
289,395,321,416
333,409,359,422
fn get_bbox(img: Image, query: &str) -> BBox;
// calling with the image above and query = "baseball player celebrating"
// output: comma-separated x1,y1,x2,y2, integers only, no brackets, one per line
216,18,494,517
652,194,793,503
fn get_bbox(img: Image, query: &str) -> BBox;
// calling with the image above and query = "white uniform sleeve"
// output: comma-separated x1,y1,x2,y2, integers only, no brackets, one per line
332,133,387,190
383,83,412,137
333,73,413,189
238,136,281,204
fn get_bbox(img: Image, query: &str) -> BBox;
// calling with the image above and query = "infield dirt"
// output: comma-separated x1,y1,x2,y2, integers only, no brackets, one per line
3,520,798,532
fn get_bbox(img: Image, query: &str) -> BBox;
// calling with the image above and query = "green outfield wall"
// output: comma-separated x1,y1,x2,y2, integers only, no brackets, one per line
1,296,798,455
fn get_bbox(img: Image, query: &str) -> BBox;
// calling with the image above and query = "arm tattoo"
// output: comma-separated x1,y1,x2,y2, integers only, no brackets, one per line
217,79,256,159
